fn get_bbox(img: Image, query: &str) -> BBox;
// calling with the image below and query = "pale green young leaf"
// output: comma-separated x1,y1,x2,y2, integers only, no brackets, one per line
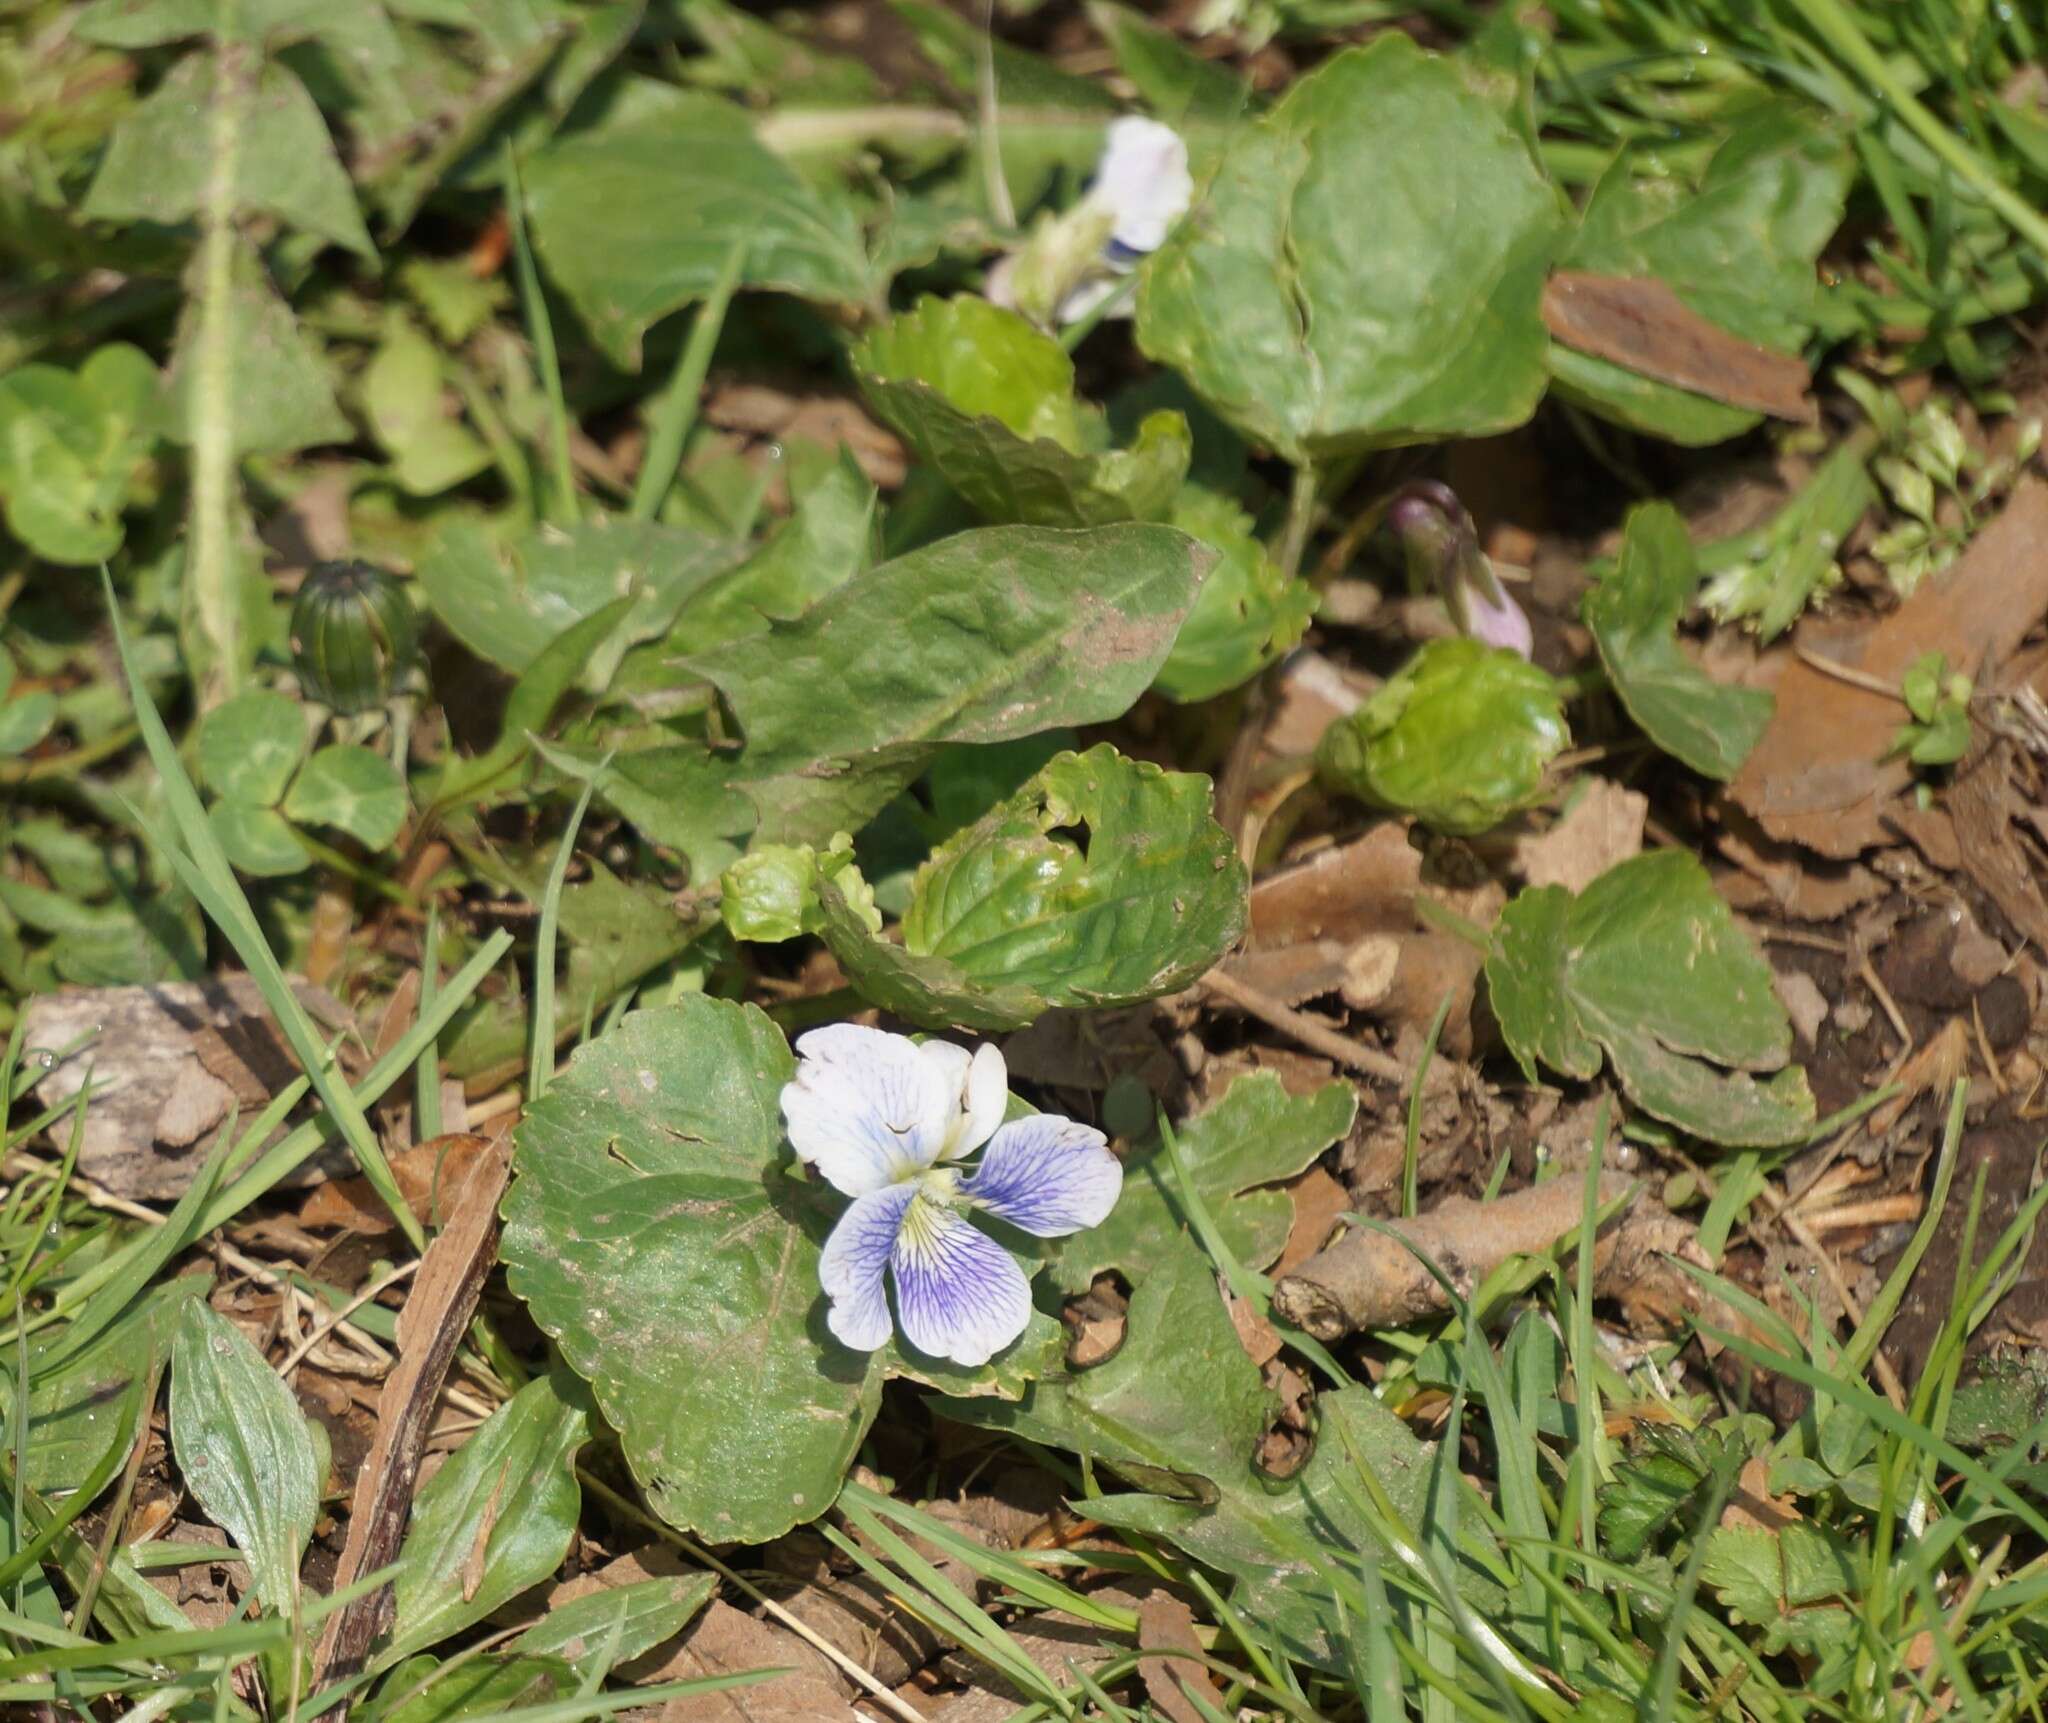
169,1300,320,1616
283,744,408,849
0,690,56,757
1136,36,1560,462
1316,637,1568,836
1487,851,1815,1146
855,296,1191,526
1585,502,1774,780
360,311,491,497
1087,0,1250,126
1153,486,1315,703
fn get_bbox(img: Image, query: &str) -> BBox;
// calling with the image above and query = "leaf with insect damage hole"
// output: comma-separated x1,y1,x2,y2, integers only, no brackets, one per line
816,746,1246,1031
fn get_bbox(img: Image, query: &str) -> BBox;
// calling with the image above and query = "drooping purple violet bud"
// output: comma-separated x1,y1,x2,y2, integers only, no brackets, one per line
1386,479,1533,660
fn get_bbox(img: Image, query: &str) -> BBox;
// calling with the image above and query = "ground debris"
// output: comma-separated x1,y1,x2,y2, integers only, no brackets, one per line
1729,478,2048,856
21,976,358,1200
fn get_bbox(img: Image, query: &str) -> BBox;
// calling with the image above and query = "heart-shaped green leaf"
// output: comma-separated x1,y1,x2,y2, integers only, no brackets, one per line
1550,104,1852,445
1486,850,1815,1146
855,296,1190,526
504,997,1060,1544
1585,502,1773,780
1136,35,1560,463
524,98,873,368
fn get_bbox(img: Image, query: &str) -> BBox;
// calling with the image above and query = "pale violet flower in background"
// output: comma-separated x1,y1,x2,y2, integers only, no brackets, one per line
1387,479,1535,660
986,115,1193,327
781,1025,1122,1367
1091,116,1194,262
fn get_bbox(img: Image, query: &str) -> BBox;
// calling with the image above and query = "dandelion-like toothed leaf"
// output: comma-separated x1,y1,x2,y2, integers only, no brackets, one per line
963,1117,1122,1237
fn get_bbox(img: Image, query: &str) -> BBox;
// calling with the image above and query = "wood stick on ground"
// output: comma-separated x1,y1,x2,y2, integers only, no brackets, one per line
1273,1171,1639,1337
1197,967,1455,1090
311,1134,510,1709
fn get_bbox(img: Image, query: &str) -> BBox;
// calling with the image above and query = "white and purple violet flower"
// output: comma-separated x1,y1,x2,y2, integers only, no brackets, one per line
780,1025,1122,1367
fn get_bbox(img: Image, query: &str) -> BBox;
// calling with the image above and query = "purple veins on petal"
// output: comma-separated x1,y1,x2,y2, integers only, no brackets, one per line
962,1116,1123,1237
818,1183,918,1352
890,1192,1033,1367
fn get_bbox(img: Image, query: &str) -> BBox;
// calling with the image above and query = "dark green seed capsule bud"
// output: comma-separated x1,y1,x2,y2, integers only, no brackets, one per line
289,561,419,715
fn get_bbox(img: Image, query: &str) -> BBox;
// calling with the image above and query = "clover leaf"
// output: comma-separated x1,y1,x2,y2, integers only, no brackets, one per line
0,344,161,565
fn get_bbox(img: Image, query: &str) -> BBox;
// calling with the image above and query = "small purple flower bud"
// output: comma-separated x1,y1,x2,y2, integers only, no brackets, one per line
1387,479,1533,660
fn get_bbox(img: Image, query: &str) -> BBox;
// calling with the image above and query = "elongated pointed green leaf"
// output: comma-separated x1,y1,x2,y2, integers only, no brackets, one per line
169,1300,320,1615
680,525,1212,844
383,1371,589,1668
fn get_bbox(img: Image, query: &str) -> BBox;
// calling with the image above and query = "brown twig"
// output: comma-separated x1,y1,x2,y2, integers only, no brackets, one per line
310,1136,511,1708
1273,1172,1639,1337
1197,967,1450,1090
